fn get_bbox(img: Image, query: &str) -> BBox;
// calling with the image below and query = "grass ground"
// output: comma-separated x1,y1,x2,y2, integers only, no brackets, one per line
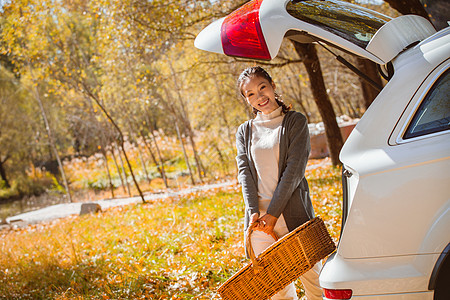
0,160,342,299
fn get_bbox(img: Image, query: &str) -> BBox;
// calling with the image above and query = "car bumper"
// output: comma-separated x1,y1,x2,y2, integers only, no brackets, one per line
320,252,437,298
323,291,433,299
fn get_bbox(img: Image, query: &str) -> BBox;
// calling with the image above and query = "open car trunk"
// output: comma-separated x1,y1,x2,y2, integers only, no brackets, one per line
195,0,436,65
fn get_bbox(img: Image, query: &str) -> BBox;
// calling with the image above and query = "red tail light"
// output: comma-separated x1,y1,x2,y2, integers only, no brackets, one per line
221,0,271,60
324,288,353,299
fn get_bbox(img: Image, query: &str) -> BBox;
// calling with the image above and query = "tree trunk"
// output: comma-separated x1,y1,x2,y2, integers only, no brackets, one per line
384,0,430,20
184,126,205,183
114,142,131,197
418,0,449,30
100,148,115,198
355,58,383,109
211,141,229,175
83,85,145,203
139,131,167,188
161,87,197,185
128,125,152,185
214,79,237,159
285,65,309,121
110,145,127,195
384,0,447,32
143,110,169,188
0,157,10,188
30,70,72,202
149,131,169,188
175,120,196,186
118,139,145,200
292,41,343,166
167,60,205,182
136,141,151,185
140,132,158,165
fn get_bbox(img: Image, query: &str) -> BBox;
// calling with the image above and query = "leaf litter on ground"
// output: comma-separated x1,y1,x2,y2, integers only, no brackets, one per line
0,159,341,299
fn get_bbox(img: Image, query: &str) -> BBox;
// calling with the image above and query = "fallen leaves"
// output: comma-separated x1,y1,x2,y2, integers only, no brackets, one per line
0,161,342,299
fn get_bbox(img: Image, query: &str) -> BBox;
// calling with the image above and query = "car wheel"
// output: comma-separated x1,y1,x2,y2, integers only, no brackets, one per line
434,254,450,300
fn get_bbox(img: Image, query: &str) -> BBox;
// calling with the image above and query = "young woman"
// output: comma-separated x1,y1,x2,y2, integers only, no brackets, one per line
235,67,322,300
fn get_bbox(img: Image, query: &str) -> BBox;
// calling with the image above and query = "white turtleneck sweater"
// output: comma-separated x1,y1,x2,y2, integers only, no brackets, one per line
250,106,285,214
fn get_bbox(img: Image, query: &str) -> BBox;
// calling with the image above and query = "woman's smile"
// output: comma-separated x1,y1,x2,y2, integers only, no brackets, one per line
259,98,270,107
241,75,280,115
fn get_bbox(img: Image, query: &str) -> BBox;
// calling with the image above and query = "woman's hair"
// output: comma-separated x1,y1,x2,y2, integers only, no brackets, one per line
237,66,291,116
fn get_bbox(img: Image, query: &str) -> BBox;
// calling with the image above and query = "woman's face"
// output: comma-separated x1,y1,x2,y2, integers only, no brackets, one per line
241,75,279,115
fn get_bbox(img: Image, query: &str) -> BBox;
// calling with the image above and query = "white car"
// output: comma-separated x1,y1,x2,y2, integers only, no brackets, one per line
194,0,450,299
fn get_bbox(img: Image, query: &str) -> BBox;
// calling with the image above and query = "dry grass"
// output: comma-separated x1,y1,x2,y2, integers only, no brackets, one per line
0,161,342,299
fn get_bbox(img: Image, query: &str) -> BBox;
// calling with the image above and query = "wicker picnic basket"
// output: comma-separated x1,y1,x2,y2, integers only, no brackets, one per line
217,217,336,300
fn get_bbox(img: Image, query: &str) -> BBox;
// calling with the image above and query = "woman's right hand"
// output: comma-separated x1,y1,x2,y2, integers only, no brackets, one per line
249,212,260,228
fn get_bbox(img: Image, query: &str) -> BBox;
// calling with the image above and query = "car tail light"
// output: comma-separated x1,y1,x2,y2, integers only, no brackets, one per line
324,288,353,299
221,0,271,60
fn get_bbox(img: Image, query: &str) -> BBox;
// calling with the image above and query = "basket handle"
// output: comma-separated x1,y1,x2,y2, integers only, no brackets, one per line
246,222,278,271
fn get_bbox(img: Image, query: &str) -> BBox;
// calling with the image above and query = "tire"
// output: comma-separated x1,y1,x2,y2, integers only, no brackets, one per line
434,254,450,300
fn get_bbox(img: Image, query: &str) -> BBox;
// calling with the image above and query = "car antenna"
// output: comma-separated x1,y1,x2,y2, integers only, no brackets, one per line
313,38,383,92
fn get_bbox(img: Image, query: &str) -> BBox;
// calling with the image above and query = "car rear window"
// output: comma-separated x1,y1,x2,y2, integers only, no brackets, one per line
404,68,450,139
286,0,390,49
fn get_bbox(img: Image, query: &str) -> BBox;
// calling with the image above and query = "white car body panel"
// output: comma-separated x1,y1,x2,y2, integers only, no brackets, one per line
195,0,436,65
320,252,439,296
367,15,436,63
196,0,388,63
321,28,450,296
193,18,225,55
259,0,386,63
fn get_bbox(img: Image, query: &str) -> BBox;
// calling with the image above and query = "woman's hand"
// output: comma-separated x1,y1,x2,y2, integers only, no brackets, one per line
257,213,278,236
249,212,260,226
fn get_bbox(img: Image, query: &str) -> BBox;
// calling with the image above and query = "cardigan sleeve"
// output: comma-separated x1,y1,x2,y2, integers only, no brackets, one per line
267,112,310,218
236,122,259,216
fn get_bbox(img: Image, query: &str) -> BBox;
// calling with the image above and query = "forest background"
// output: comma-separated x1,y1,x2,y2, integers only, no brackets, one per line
0,0,443,298
0,0,407,214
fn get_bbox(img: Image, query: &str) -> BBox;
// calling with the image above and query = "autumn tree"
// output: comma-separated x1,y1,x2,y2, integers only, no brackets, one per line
0,66,35,188
292,42,343,166
0,0,408,200
1,1,74,201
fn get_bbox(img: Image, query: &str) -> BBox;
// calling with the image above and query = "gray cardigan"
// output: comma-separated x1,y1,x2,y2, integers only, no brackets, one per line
236,111,315,233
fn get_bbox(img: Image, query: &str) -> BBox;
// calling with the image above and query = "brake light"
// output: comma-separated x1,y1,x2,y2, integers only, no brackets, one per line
221,0,271,60
324,288,353,299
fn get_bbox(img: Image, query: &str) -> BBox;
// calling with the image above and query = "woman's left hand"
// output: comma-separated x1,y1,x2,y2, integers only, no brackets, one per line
258,213,278,236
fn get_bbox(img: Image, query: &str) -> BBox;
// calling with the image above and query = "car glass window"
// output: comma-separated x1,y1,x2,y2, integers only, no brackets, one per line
404,68,450,139
286,0,390,49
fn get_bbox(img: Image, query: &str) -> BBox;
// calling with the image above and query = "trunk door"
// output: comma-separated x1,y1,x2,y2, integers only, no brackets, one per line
195,0,436,64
